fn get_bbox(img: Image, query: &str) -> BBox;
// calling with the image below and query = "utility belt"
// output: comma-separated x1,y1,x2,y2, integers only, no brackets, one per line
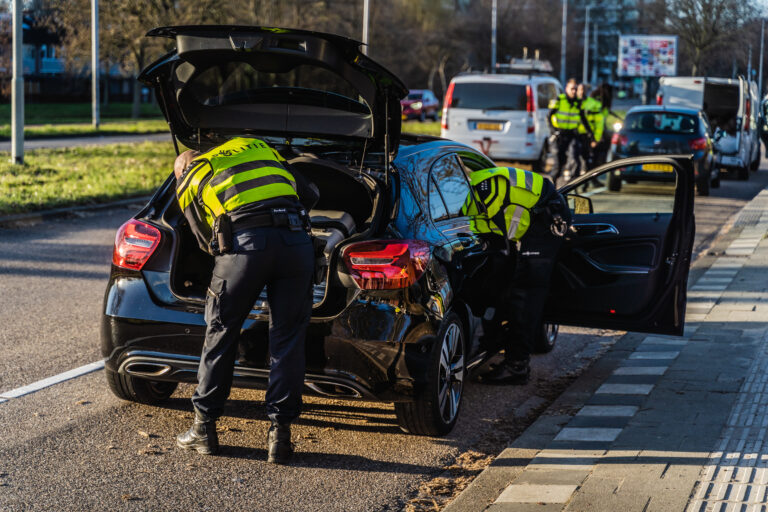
531,198,569,237
210,208,310,255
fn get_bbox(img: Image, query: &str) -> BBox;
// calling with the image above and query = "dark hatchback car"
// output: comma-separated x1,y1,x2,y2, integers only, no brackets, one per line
608,106,716,196
401,89,440,122
102,26,696,436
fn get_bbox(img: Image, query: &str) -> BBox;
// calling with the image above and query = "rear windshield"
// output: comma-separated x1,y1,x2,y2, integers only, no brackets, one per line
625,111,698,134
450,82,526,111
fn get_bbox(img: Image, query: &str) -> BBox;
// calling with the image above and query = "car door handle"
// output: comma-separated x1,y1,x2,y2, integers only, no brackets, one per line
572,223,620,236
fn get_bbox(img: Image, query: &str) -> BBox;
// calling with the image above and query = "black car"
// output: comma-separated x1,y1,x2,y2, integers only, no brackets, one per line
102,26,696,436
608,106,716,196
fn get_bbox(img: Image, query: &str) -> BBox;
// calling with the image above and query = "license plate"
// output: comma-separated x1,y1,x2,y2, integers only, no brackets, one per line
641,163,674,172
476,122,503,131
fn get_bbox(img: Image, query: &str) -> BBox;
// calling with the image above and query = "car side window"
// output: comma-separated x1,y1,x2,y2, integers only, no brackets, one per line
431,154,473,219
428,175,449,221
537,83,556,109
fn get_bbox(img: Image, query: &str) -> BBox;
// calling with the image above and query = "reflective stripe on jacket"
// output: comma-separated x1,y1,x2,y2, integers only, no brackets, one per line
579,96,604,141
548,94,581,131
176,137,299,229
461,167,544,241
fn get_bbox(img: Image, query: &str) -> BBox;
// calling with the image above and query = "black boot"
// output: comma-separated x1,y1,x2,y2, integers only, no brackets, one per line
477,359,530,385
267,423,293,464
176,409,219,455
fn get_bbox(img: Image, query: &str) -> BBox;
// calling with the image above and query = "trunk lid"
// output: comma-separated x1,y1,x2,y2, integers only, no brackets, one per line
139,25,408,158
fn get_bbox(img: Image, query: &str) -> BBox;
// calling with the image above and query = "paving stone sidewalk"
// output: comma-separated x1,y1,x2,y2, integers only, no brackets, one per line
446,190,768,512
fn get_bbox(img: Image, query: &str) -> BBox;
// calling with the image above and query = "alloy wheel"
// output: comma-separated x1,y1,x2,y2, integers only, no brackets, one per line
437,322,464,424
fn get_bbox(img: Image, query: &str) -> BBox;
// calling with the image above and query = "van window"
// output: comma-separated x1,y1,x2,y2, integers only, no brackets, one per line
625,111,698,134
450,82,527,111
537,83,558,109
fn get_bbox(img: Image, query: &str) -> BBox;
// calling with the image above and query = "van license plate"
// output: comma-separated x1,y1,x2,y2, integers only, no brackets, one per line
476,122,503,131
642,163,674,172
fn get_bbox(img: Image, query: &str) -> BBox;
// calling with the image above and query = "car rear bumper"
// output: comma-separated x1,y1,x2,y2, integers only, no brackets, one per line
101,275,439,403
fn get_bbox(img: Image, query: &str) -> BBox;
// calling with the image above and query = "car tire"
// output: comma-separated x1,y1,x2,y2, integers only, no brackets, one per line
607,170,622,191
696,164,710,196
737,165,749,181
711,171,721,188
395,312,465,436
533,323,558,354
106,367,178,405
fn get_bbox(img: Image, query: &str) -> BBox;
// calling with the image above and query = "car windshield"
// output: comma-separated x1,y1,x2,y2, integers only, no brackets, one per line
625,112,698,134
407,92,423,100
450,83,526,110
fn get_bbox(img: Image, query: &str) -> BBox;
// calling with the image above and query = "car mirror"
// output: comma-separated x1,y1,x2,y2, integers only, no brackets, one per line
567,194,593,214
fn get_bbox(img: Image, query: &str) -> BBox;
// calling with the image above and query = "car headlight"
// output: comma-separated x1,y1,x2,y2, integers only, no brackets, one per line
411,101,423,110
613,122,623,132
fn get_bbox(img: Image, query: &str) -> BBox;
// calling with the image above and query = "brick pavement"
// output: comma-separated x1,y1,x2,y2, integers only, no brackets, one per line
445,189,768,512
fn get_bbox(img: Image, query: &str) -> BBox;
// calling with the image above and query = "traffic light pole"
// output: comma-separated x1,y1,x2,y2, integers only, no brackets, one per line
560,0,567,85
11,0,23,165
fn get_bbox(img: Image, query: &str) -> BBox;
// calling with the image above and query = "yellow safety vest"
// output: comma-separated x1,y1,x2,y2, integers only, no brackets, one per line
579,96,604,141
176,137,298,229
461,167,544,241
548,94,581,131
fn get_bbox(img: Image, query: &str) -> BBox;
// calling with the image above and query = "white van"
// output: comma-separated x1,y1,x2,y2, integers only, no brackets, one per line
440,73,561,172
657,76,760,179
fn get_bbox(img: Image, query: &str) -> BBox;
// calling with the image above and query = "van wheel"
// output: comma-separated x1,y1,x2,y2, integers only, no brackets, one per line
395,312,465,436
106,367,178,405
607,171,622,191
419,111,426,122
533,323,558,354
532,141,548,174
737,165,749,181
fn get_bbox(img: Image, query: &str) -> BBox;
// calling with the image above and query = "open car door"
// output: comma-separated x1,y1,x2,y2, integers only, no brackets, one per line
544,155,695,336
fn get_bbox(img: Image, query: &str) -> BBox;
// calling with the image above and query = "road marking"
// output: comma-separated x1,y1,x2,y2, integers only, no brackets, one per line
496,484,578,503
0,360,105,401
554,427,623,442
596,383,655,395
577,405,639,417
614,366,668,376
629,351,679,360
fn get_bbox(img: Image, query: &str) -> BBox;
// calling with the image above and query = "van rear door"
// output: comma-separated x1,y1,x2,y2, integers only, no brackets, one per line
446,81,529,156
658,77,704,109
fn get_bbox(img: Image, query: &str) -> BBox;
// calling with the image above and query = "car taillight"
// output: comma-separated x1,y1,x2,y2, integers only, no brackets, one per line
526,85,535,113
689,137,708,150
112,219,161,270
611,133,628,146
342,240,430,290
441,82,455,130
656,94,663,105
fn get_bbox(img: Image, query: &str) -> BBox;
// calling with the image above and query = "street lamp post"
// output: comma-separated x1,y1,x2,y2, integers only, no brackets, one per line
11,0,23,165
491,0,497,73
92,0,99,129
583,5,590,85
560,0,567,84
362,0,370,55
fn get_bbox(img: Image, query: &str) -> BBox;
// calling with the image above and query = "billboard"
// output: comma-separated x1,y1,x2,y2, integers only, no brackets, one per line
618,35,678,77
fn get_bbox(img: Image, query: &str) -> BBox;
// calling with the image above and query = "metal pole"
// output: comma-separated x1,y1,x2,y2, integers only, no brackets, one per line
759,20,765,96
591,22,598,84
560,0,567,84
361,0,369,55
491,0,497,73
583,5,590,84
11,0,23,165
91,0,99,128
748,45,753,83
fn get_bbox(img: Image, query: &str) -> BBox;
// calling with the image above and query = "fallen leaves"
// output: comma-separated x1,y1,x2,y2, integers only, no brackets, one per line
120,494,141,501
137,430,159,439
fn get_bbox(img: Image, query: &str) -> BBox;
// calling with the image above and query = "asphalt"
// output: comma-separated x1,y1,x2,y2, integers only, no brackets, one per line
445,180,768,511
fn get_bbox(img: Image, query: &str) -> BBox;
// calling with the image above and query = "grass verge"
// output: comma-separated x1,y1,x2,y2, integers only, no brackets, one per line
402,120,441,137
0,141,175,215
0,102,162,124
0,119,169,140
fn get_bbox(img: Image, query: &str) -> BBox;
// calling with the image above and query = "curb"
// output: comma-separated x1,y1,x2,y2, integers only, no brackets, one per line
443,191,762,512
0,195,152,228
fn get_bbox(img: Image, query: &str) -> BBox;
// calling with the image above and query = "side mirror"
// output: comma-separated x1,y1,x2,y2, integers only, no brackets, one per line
567,194,594,214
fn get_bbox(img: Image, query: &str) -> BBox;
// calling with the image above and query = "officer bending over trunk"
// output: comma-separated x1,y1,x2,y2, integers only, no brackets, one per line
173,137,318,464
462,168,571,384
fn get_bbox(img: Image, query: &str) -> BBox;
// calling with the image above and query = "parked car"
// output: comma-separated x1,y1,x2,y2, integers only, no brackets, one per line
657,76,760,179
440,72,561,172
607,106,716,196
401,89,440,122
102,26,696,437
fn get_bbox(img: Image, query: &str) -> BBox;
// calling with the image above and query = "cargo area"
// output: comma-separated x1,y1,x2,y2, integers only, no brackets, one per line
168,154,381,309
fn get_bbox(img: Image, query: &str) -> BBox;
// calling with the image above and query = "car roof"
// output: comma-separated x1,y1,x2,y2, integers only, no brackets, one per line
628,105,701,116
451,73,556,85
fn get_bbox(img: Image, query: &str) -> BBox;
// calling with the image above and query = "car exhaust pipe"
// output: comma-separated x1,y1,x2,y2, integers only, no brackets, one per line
123,362,172,378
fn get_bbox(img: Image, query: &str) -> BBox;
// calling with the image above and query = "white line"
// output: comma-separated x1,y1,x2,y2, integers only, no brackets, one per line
0,360,105,400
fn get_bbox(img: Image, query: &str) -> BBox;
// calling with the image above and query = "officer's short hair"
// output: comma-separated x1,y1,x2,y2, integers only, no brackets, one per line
566,78,578,87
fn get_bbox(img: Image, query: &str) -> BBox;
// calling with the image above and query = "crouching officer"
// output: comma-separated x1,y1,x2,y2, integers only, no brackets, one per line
174,137,318,464
462,168,570,384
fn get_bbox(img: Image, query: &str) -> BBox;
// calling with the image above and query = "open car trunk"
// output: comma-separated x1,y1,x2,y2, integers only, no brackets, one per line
169,154,382,312
704,81,742,155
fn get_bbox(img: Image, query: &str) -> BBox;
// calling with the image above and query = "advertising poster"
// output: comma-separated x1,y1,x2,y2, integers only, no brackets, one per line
618,35,678,77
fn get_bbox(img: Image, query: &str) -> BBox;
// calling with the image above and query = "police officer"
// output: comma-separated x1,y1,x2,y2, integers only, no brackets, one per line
174,137,318,464
462,168,570,384
548,79,591,184
577,84,604,174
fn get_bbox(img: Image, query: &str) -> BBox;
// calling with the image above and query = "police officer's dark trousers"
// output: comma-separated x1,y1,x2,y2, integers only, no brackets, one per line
192,226,314,425
554,130,580,184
